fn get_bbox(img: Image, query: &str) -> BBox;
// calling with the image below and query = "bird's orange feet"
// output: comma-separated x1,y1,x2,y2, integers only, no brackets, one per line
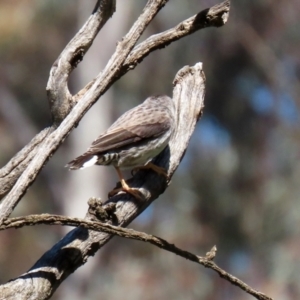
108,179,143,200
109,167,144,200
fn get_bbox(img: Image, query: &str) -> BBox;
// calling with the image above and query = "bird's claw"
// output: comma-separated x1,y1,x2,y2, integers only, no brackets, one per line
108,186,144,201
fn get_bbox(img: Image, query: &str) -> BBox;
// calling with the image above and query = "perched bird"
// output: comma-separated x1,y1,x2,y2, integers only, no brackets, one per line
66,95,176,199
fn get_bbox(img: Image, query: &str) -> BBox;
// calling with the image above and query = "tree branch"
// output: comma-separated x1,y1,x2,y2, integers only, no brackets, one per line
121,0,230,75
0,1,118,202
0,2,264,299
46,0,116,125
0,61,205,300
0,211,272,300
0,128,52,199
0,0,169,224
73,0,230,102
0,1,229,204
0,2,231,296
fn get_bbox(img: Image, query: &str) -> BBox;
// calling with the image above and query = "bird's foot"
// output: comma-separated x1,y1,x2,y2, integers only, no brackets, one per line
131,162,168,178
108,179,144,201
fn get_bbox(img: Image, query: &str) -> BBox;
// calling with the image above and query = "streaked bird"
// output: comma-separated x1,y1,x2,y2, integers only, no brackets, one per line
66,95,176,199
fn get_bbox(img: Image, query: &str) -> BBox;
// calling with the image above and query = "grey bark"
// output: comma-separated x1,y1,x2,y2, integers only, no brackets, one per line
0,213,272,300
0,1,230,299
0,0,229,203
0,0,171,222
61,2,132,298
0,62,205,300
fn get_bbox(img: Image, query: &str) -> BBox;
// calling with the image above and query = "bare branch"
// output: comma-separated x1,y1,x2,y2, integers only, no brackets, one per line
121,0,230,75
74,0,230,102
0,128,52,199
0,0,169,224
0,2,256,299
46,0,116,125
0,62,205,299
0,212,272,300
0,0,229,217
0,1,118,201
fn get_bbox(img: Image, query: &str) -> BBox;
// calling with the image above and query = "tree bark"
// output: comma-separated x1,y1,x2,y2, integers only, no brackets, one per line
0,1,232,299
0,62,205,300
0,0,230,205
0,0,172,223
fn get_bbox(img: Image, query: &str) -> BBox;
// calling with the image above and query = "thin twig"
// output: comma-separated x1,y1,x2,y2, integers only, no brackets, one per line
0,213,272,300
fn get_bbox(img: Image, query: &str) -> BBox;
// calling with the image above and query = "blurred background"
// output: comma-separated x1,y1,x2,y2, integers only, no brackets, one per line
0,0,300,299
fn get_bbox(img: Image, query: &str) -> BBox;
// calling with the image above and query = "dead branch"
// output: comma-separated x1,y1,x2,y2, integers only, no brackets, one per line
0,0,170,223
0,1,238,299
73,0,230,101
0,210,272,300
0,0,229,206
47,0,116,125
0,128,52,199
0,60,205,300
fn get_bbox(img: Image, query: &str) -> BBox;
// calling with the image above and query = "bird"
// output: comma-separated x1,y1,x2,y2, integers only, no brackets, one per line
66,95,176,199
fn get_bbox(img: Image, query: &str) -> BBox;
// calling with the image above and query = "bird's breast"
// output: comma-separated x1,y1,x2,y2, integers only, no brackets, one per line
115,132,171,169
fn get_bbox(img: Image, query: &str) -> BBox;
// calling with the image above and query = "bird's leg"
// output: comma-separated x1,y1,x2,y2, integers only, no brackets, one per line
131,162,168,178
109,167,143,200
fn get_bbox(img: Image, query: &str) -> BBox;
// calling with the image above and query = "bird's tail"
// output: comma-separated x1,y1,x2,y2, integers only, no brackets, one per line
66,153,98,170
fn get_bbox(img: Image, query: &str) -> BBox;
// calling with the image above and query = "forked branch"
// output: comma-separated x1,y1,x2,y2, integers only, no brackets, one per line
0,62,205,300
0,2,240,299
0,0,230,205
0,0,170,223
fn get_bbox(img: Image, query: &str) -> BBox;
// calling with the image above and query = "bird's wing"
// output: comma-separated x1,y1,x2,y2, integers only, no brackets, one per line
88,121,170,154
